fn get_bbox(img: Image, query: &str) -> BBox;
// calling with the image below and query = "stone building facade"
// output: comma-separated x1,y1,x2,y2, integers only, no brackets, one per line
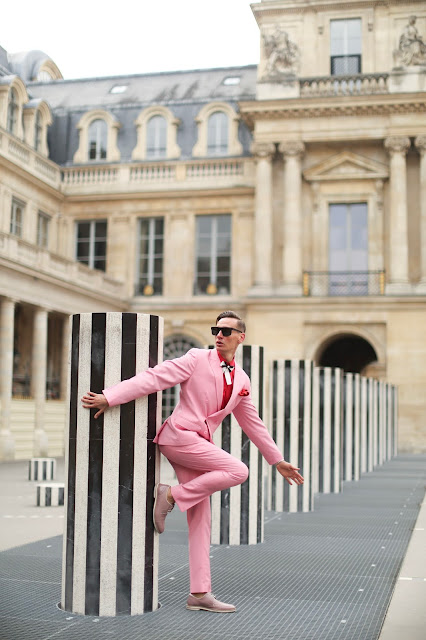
1,0,425,459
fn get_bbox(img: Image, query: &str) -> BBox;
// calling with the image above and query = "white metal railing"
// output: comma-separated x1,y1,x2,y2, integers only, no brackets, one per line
300,73,389,97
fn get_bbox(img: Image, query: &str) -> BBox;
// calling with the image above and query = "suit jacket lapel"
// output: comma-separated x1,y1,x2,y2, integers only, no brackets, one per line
208,349,223,411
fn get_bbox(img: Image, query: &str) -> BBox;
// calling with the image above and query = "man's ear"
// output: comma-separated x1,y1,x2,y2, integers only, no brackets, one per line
239,332,246,344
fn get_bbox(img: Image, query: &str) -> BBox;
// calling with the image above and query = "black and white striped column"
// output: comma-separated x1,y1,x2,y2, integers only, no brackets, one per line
268,360,314,513
61,313,163,617
29,458,56,481
342,373,362,482
211,344,265,545
37,482,65,506
312,367,343,496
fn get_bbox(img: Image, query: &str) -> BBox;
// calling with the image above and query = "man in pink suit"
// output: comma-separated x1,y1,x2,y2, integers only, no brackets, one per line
82,311,303,613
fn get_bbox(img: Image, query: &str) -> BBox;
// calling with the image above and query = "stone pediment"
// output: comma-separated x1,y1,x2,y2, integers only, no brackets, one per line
303,152,388,182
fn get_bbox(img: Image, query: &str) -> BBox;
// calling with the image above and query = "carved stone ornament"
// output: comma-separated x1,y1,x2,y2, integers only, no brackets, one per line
250,142,276,159
279,141,305,158
415,135,426,153
384,136,411,155
261,27,300,80
394,16,426,66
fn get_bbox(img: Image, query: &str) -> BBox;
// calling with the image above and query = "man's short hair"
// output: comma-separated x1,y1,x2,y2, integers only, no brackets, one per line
216,311,246,333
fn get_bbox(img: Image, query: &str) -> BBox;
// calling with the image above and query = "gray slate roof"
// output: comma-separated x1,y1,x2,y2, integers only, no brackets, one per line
27,65,257,165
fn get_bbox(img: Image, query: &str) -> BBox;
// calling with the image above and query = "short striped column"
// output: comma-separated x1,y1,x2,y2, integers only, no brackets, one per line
61,313,162,617
37,482,65,506
29,458,56,481
211,344,265,545
312,367,343,496
360,376,368,474
268,360,314,513
342,373,362,482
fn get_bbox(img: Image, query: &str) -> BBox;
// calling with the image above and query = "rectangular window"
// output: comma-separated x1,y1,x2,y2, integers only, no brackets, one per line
10,198,25,237
75,220,107,271
194,214,231,295
37,211,50,248
329,202,368,295
136,217,164,295
330,18,362,75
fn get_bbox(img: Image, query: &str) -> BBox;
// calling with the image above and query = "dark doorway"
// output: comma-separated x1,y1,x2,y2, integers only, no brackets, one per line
318,335,377,374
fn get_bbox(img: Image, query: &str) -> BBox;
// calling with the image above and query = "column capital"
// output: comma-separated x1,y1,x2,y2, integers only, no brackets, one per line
415,135,426,154
384,136,410,155
250,141,275,159
279,140,305,158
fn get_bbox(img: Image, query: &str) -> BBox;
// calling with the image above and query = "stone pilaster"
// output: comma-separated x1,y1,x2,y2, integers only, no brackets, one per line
32,307,49,456
0,298,16,460
384,136,411,294
278,141,305,296
415,136,426,291
249,142,275,294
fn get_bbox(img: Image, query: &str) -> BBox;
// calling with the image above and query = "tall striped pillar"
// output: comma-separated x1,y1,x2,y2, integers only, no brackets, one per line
312,367,343,496
268,360,314,513
61,313,162,617
392,386,399,457
360,376,368,474
342,373,362,482
211,345,265,545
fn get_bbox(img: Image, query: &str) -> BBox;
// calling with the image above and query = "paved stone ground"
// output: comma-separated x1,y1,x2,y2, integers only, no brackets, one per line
0,454,424,640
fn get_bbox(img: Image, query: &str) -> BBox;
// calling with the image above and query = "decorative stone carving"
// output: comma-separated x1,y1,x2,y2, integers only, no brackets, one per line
384,136,410,155
261,28,300,80
279,140,305,158
250,141,275,159
394,16,426,67
415,135,426,153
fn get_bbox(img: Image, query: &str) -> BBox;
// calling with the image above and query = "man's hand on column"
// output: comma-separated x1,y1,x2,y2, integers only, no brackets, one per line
276,460,304,485
81,391,109,419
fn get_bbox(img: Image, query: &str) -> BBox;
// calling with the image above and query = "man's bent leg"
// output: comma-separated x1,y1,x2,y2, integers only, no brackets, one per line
160,440,248,512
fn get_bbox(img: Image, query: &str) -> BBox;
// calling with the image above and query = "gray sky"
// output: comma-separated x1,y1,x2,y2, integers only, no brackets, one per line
2,0,260,79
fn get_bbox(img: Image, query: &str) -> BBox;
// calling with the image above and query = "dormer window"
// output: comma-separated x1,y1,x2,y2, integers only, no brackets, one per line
88,119,107,160
146,115,167,159
207,112,228,156
330,18,362,75
7,88,18,134
34,111,42,151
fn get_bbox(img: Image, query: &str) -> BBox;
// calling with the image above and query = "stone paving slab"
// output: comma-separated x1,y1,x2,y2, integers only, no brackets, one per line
0,455,424,640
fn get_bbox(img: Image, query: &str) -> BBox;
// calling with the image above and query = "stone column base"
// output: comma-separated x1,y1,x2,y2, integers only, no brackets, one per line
385,282,414,295
276,283,303,297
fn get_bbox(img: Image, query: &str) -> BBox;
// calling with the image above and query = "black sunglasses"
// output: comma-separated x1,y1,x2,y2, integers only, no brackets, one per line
211,326,243,337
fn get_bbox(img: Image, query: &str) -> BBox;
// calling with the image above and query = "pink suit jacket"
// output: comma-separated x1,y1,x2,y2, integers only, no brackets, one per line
103,347,283,466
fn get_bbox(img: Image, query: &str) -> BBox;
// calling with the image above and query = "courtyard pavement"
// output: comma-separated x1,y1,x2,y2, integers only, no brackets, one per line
0,455,425,640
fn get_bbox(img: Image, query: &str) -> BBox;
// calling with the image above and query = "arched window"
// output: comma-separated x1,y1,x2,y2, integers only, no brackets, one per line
34,111,43,151
88,119,107,161
207,111,228,156
146,115,167,159
7,88,18,135
162,335,201,421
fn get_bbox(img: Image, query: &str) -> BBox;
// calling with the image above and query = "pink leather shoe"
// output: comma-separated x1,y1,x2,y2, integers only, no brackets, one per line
186,592,236,613
153,483,174,533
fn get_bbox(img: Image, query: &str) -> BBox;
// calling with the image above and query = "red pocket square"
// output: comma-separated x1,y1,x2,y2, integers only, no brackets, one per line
239,388,249,396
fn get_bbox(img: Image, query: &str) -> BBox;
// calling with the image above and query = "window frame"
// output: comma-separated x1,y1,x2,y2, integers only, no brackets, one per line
136,217,164,296
75,219,108,271
194,214,232,296
7,88,18,135
192,102,243,158
207,111,229,156
88,119,108,161
10,198,25,237
330,17,362,75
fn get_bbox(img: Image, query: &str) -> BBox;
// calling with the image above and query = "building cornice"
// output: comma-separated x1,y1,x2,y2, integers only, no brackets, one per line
251,0,425,22
239,92,426,127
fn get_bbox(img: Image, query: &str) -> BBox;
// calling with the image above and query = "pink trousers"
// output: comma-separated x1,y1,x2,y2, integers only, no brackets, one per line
159,438,248,592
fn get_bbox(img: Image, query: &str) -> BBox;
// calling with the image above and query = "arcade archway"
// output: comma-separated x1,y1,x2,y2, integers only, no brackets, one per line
317,334,378,374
